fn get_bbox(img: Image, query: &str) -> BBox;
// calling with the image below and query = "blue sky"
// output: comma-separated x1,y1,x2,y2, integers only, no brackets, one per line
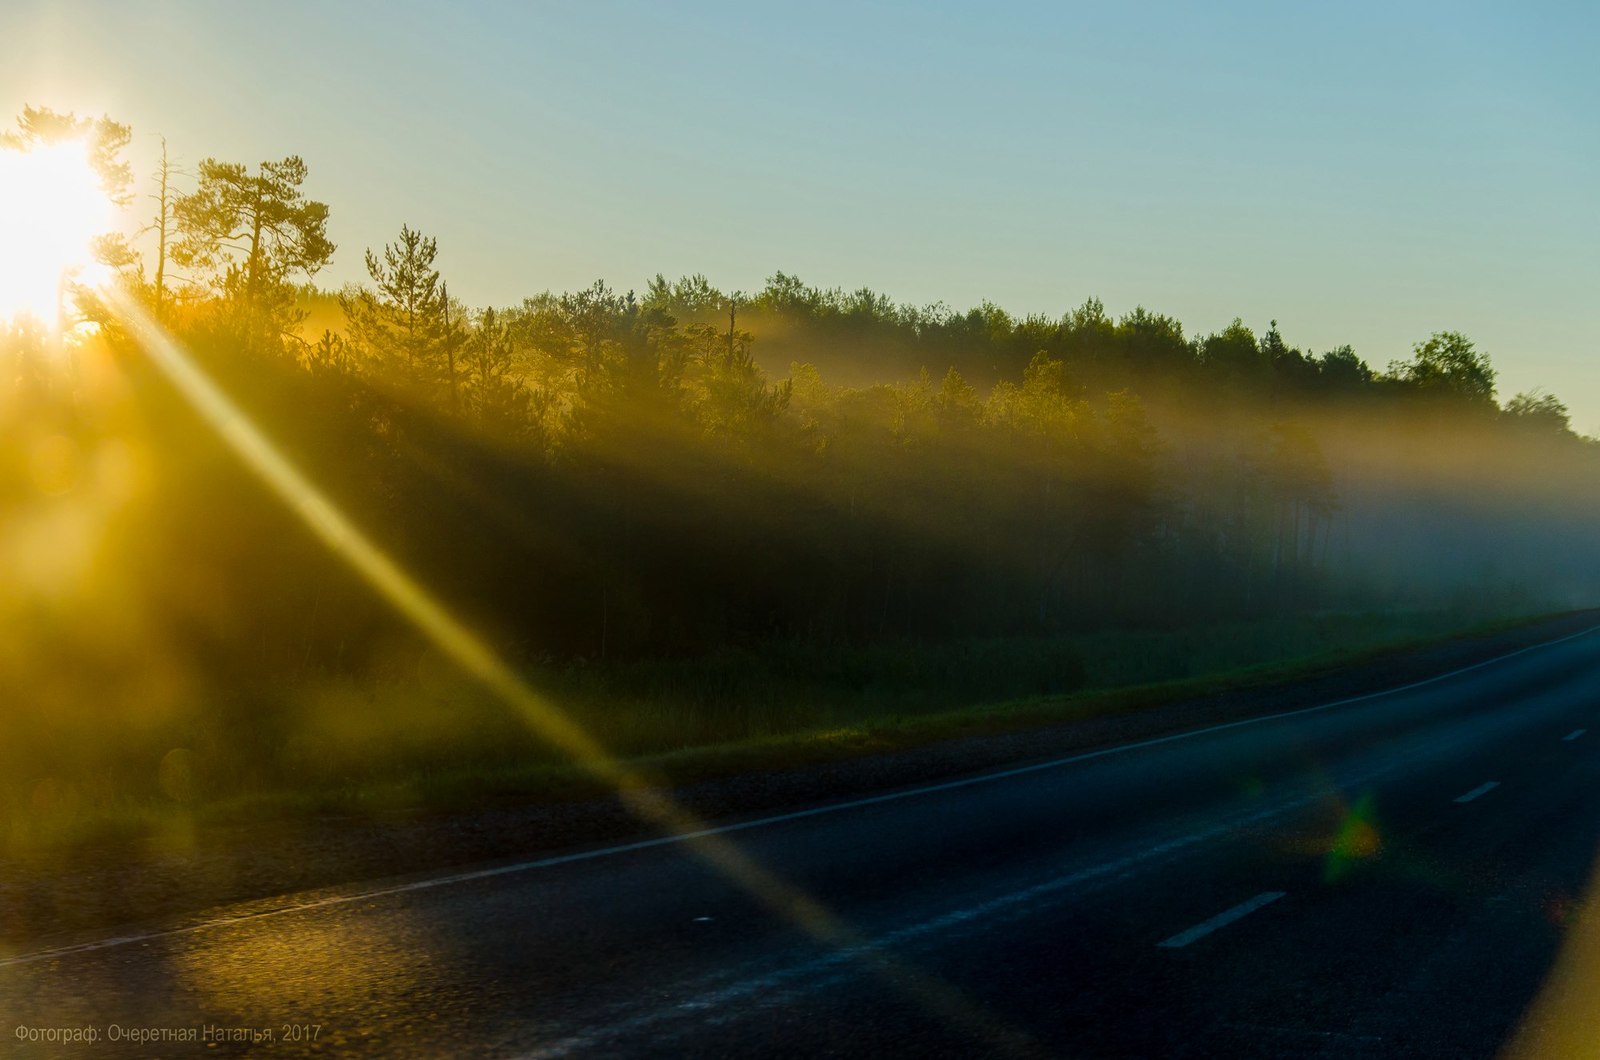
4,1,1597,424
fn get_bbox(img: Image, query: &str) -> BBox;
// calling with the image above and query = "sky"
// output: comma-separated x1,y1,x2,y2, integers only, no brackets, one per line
3,1,1597,425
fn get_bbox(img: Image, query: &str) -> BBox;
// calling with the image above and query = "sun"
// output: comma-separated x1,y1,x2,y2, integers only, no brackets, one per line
0,138,115,326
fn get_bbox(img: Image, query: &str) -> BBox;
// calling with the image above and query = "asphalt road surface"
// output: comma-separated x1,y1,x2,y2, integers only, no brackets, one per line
7,625,1600,1058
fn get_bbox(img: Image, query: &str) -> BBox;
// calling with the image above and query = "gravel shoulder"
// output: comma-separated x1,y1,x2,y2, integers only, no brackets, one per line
3,610,1596,953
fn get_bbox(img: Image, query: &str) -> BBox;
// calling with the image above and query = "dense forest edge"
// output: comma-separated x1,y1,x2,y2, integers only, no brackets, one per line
3,107,1599,845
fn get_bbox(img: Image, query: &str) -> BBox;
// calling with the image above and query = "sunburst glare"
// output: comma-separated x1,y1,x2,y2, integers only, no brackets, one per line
0,138,114,326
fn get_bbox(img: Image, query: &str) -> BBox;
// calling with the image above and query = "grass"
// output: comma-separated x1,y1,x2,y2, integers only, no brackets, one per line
1,606,1578,856
200,607,1571,819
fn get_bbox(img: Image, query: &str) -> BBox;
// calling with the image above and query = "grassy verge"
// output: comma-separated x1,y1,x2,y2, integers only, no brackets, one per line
210,607,1573,821
2,607,1580,856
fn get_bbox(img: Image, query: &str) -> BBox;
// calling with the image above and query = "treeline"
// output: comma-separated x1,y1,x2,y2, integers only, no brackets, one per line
4,111,1598,700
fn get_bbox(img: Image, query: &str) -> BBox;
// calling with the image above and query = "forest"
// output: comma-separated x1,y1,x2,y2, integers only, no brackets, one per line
2,107,1597,814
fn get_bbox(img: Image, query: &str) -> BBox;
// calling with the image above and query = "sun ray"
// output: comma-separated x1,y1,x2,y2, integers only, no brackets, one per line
106,289,1038,1057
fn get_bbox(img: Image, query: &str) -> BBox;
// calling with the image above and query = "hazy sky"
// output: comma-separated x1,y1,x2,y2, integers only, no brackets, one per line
4,1,1597,424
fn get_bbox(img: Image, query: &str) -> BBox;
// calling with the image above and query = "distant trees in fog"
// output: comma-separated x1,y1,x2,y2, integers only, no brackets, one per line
5,115,1595,678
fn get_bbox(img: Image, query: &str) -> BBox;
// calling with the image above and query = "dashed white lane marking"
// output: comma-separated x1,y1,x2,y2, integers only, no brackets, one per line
1563,729,1587,742
524,756,1415,1058
1158,891,1287,949
1453,781,1500,804
3,623,1597,971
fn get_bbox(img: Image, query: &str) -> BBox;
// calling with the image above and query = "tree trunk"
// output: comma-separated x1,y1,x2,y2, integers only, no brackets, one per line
153,139,171,321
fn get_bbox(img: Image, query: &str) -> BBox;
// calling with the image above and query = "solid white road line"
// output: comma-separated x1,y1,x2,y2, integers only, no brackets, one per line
2,623,1596,970
1453,781,1500,804
1158,891,1286,949
1563,729,1587,742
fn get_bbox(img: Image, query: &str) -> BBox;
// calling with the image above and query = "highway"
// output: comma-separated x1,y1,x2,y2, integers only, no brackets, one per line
6,626,1600,1058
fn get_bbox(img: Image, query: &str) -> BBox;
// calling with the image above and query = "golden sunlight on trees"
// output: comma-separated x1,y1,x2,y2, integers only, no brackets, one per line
463,306,529,431
0,141,109,323
2,103,1598,822
340,224,447,382
172,155,333,337
141,137,181,322
0,106,130,327
0,105,132,197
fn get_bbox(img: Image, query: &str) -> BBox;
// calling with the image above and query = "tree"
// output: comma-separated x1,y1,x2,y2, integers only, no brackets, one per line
643,273,726,317
340,225,446,380
141,137,182,320
4,105,134,270
934,366,980,435
173,156,333,306
1258,422,1336,574
1503,390,1571,434
1200,318,1265,385
463,306,530,432
1259,320,1317,394
560,280,629,380
303,329,355,377
2,105,132,202
1317,345,1372,390
1388,331,1496,405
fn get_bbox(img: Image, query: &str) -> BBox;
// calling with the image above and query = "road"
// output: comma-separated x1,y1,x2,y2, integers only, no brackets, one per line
6,626,1600,1058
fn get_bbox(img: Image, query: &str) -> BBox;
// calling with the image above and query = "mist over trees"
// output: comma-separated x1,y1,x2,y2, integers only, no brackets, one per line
5,118,1599,697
